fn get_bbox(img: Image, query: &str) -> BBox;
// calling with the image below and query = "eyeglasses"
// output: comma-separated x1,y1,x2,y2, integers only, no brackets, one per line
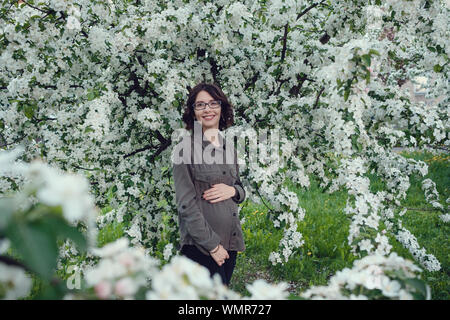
192,100,222,111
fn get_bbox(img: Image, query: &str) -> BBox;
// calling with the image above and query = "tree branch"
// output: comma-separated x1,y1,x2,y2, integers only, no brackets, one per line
243,71,260,92
296,1,326,20
124,130,171,161
34,84,84,90
124,143,155,159
0,134,26,148
32,116,57,124
0,2,15,19
280,23,289,63
320,32,330,44
208,56,221,87
21,0,51,14
72,165,97,171
405,207,441,212
288,73,308,97
314,87,325,109
254,183,276,217
0,255,31,273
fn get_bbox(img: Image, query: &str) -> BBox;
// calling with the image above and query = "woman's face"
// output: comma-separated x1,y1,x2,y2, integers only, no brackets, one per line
194,90,221,132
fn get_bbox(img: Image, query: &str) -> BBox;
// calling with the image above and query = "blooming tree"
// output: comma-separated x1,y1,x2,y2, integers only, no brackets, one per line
0,0,448,297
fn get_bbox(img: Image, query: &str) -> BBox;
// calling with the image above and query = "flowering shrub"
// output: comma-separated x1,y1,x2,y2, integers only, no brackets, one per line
0,0,448,300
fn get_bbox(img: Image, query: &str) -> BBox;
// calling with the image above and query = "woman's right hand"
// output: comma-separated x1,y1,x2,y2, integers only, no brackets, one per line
210,244,229,266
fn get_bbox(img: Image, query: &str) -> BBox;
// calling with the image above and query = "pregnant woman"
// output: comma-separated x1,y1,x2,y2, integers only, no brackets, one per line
172,82,246,286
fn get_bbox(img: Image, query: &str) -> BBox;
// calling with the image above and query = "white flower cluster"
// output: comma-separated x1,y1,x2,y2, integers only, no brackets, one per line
395,227,441,272
147,255,239,300
162,243,174,261
0,147,98,229
237,126,307,266
245,279,289,300
83,97,111,139
84,238,159,299
330,145,442,273
301,252,429,300
421,178,444,211
225,2,252,30
0,239,10,254
80,238,289,300
316,37,376,86
366,149,443,271
136,108,162,131
66,5,81,31
0,263,32,300
269,209,305,265
336,157,389,256
440,213,450,223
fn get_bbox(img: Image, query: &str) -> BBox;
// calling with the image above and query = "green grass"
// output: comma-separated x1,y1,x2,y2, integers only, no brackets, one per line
229,151,449,300
97,221,125,248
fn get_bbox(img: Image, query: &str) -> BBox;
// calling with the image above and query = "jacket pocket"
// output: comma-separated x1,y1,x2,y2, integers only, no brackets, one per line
193,170,218,183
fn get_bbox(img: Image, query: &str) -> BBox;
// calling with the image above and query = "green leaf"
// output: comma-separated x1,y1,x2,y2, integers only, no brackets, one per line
365,70,371,84
6,221,58,280
369,49,380,56
404,278,428,298
41,216,87,254
344,88,350,102
0,197,15,230
433,64,442,73
361,54,371,67
87,90,96,101
34,278,68,300
24,104,35,119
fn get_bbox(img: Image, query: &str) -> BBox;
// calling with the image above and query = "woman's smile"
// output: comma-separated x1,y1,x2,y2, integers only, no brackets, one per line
202,114,216,121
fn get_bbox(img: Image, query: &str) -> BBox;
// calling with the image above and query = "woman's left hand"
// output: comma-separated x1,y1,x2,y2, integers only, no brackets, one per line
202,183,236,203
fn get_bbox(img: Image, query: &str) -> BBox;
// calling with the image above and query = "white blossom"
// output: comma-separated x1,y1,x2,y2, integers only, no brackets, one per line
245,279,289,300
0,263,32,300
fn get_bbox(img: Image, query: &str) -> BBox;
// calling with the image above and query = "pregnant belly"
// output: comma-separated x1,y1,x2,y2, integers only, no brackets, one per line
199,200,233,235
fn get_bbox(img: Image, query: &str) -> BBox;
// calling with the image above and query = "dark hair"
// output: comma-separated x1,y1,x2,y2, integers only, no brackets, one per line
182,82,234,132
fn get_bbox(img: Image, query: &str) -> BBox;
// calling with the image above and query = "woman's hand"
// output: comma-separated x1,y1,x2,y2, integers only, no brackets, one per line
202,183,236,203
210,244,229,266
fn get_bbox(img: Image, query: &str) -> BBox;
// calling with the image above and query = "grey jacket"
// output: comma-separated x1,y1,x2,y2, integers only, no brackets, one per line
172,130,246,256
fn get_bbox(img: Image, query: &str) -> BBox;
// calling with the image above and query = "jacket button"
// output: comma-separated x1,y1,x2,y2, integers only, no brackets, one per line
233,232,237,236
222,171,226,175
182,205,186,209
233,212,236,217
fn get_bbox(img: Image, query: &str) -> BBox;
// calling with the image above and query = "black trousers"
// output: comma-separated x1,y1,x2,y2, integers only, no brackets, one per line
180,245,237,286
